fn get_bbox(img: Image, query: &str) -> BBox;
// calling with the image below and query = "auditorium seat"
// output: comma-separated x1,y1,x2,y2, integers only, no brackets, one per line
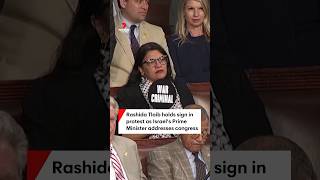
247,66,320,178
187,82,211,117
260,90,320,178
110,87,121,97
0,80,32,122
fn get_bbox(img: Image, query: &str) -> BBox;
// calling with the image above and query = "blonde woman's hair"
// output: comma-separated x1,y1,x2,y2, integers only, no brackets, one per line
176,0,210,44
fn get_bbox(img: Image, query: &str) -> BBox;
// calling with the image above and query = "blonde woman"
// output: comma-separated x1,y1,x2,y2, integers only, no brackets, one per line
168,0,233,150
168,0,210,83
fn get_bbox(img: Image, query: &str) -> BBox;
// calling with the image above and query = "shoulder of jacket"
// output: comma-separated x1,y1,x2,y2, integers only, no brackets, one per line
118,83,140,95
114,135,137,146
141,21,163,32
151,140,178,153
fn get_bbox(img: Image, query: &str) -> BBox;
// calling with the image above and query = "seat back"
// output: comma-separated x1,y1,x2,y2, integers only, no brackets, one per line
0,80,32,122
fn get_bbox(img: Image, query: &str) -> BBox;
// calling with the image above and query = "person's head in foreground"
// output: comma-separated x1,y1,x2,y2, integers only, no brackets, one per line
118,0,149,23
177,0,210,41
110,96,119,143
0,111,28,180
237,135,317,180
181,104,209,152
127,42,172,84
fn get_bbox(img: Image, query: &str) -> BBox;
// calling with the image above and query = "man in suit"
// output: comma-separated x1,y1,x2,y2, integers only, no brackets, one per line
111,0,175,87
148,104,210,180
110,96,147,180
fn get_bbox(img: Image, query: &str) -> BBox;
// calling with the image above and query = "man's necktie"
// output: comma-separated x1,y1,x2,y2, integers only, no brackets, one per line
110,146,126,180
193,152,207,180
130,25,140,56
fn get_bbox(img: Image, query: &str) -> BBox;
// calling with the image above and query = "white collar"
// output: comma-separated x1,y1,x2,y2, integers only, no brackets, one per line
184,148,203,160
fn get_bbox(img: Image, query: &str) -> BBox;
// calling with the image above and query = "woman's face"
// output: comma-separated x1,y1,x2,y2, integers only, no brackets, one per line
184,0,205,29
139,50,168,82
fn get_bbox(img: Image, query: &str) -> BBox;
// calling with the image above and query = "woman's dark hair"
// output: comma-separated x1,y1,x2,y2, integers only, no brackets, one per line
126,42,172,85
54,0,109,73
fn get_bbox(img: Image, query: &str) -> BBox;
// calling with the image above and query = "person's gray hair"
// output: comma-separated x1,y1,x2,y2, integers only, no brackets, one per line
0,111,28,179
110,96,119,117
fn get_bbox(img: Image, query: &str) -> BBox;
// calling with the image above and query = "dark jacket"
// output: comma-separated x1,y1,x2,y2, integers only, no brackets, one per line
168,34,210,83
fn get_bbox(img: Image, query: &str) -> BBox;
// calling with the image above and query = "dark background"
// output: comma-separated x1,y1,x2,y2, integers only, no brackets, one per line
213,0,320,68
0,0,4,13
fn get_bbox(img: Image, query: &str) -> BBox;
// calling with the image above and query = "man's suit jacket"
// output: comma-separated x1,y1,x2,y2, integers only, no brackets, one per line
112,136,147,180
147,138,210,180
110,17,175,87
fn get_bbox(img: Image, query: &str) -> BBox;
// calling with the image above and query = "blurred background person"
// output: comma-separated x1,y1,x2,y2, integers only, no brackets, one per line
211,89,233,150
116,42,195,139
0,111,28,180
22,0,110,149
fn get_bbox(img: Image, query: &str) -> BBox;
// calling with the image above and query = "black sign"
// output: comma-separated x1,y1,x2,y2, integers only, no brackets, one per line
148,79,177,109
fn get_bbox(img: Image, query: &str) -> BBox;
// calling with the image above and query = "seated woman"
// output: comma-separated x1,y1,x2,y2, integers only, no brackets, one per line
116,42,195,139
168,0,210,83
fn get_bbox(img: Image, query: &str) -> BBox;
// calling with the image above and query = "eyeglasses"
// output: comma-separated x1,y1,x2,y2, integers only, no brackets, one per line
191,130,209,139
142,55,168,66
